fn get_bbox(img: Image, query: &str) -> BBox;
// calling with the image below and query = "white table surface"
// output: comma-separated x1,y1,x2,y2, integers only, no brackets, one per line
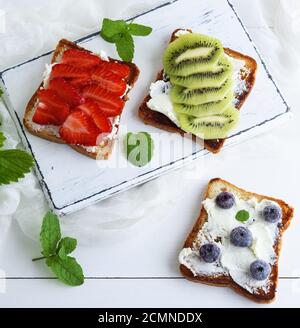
0,0,299,307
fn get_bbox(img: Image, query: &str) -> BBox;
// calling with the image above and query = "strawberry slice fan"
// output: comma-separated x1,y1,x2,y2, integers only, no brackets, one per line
32,48,130,146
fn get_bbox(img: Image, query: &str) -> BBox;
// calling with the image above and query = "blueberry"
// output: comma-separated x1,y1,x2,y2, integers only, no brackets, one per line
262,205,282,223
216,192,235,209
250,260,271,280
230,226,253,247
200,243,220,263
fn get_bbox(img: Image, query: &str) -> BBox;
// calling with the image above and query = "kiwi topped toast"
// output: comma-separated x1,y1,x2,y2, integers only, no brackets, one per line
139,29,257,153
24,39,140,160
179,178,294,303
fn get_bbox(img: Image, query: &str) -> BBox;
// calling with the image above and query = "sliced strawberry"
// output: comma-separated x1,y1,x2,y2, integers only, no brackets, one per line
61,49,101,69
76,100,112,133
59,110,100,146
82,85,124,117
51,64,90,81
32,103,58,125
49,78,84,107
37,89,70,124
91,66,127,95
98,60,130,79
69,76,92,88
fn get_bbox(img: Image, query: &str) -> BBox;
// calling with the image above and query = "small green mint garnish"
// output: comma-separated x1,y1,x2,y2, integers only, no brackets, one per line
100,18,152,62
33,212,84,286
235,210,250,222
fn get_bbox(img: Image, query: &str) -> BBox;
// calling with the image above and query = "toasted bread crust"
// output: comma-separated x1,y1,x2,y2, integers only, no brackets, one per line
179,178,294,303
138,29,257,154
23,39,140,159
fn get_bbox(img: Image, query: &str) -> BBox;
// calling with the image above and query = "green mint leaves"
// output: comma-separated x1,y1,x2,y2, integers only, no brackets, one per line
235,209,250,222
116,32,134,63
127,23,152,36
100,18,152,62
125,132,154,167
33,212,84,286
40,212,61,257
0,144,34,185
0,87,3,98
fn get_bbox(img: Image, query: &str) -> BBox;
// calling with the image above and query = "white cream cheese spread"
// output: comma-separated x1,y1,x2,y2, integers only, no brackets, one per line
179,196,281,294
174,29,191,37
147,80,180,126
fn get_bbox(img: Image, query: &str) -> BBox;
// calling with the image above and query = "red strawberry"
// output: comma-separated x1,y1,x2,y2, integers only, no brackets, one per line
61,49,101,69
37,89,70,124
69,77,92,88
59,110,100,146
32,103,58,125
82,85,124,117
98,61,130,78
91,65,127,95
76,100,112,133
51,64,90,80
49,78,84,107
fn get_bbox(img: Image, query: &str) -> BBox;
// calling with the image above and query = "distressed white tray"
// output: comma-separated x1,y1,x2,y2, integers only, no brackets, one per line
0,0,290,215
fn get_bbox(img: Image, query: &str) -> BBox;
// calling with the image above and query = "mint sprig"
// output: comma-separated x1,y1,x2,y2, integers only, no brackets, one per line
33,212,84,286
100,18,152,62
0,87,3,98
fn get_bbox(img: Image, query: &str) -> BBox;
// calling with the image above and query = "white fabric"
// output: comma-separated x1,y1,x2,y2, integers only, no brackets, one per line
0,0,299,244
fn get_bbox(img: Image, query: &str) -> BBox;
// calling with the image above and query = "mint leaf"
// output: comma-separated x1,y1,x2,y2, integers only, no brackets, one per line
34,212,84,287
100,17,152,62
116,32,134,62
235,210,250,222
40,212,61,257
101,18,127,38
0,88,3,98
100,32,121,44
58,237,77,255
128,23,152,36
47,255,84,286
58,246,67,260
0,149,34,185
125,132,154,167
0,132,6,148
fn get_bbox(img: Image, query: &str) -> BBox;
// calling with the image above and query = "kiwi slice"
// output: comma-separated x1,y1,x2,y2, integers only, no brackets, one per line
169,56,232,89
171,78,233,106
163,33,223,77
178,107,239,140
173,91,234,117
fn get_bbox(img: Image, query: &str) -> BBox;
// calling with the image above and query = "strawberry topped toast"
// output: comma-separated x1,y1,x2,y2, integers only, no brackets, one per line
24,39,139,159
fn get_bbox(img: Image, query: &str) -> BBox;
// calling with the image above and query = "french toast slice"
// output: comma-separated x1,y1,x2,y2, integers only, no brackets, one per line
179,178,294,303
24,39,140,159
139,29,257,153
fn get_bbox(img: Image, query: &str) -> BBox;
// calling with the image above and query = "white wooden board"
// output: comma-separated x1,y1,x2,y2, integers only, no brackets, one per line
0,0,290,215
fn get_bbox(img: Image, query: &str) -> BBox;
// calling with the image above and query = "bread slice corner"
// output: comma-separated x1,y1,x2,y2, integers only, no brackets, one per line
139,29,257,154
179,178,294,303
23,38,140,159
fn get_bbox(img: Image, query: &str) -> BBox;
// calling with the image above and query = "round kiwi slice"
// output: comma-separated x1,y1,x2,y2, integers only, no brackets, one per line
163,33,223,77
169,56,233,89
173,91,234,117
170,78,233,106
178,106,240,140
